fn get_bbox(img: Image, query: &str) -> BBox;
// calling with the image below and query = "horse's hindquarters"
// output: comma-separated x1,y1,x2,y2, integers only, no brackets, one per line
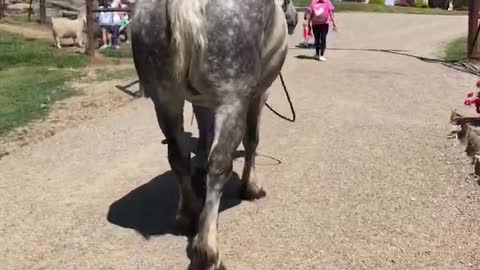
258,4,289,91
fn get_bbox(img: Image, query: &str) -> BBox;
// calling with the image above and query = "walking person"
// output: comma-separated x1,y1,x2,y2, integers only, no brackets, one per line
110,0,122,49
97,5,113,49
301,13,312,48
119,4,130,43
307,0,336,61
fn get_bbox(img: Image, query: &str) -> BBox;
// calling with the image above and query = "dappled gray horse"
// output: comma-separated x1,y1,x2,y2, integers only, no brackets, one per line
130,0,297,267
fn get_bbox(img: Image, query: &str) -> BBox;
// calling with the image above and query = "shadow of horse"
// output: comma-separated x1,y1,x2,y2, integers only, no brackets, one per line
107,170,243,238
106,131,284,268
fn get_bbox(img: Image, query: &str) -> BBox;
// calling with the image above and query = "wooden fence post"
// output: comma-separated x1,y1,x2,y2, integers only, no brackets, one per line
39,0,47,24
0,0,5,19
27,0,33,22
468,0,480,60
85,0,96,57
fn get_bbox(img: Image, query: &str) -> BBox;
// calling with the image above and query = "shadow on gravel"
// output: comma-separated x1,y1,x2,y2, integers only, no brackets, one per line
294,45,478,76
106,132,243,238
107,170,243,238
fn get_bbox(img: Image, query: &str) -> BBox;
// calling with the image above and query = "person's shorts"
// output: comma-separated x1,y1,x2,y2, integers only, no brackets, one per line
99,24,112,32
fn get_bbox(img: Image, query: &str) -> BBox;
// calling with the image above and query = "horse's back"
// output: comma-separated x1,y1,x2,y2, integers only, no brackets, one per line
131,0,272,50
131,0,282,104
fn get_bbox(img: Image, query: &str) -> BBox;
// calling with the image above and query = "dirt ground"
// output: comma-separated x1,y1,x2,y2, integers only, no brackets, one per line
1,13,480,270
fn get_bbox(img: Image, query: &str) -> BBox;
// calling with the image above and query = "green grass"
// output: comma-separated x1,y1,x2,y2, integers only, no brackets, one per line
295,0,467,15
444,36,467,61
368,0,385,5
89,68,137,82
0,32,87,135
99,45,133,59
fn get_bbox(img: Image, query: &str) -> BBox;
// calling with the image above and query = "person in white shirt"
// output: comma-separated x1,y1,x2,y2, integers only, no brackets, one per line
97,5,113,49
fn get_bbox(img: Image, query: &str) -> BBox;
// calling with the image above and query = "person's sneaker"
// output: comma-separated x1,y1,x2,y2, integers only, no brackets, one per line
100,44,108,49
319,56,327,61
313,54,320,60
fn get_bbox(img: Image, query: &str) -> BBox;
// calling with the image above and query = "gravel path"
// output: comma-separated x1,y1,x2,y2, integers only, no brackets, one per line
1,13,479,270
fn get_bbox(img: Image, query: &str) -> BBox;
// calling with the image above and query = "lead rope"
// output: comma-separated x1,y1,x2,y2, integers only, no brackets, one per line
190,72,296,125
265,72,296,122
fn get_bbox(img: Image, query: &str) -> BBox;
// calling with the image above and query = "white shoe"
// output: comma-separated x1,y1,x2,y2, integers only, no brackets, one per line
319,56,327,61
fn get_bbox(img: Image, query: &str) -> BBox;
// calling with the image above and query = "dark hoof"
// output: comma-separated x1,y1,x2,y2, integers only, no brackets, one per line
189,261,226,270
240,185,266,201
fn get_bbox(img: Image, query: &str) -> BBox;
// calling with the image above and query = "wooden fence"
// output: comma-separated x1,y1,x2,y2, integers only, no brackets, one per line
85,0,132,56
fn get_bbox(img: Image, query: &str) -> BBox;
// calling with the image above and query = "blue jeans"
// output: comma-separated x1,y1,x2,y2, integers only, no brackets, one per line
111,25,120,47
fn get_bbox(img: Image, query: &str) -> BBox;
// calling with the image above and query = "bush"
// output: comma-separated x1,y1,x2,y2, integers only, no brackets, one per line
369,0,384,4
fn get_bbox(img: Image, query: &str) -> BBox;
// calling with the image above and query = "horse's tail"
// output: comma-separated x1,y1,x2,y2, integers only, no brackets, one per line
168,0,209,78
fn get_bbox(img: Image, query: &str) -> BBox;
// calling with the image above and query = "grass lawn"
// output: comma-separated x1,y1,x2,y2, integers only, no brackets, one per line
99,45,133,59
0,32,87,136
295,0,467,15
444,36,467,61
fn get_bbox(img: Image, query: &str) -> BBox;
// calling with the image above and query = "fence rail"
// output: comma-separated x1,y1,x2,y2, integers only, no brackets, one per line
92,7,132,12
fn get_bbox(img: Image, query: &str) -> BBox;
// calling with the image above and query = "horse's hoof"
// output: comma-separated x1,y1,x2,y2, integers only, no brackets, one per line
191,237,221,269
240,184,266,201
189,260,226,270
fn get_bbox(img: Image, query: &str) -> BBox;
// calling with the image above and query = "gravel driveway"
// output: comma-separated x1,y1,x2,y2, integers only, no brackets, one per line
1,13,479,270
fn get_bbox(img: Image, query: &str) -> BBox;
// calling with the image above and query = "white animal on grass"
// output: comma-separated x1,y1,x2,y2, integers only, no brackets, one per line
51,12,86,49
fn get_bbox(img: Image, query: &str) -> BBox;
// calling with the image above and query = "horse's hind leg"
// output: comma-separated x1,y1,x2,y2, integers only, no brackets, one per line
192,98,248,268
149,89,201,234
241,93,268,200
191,105,215,201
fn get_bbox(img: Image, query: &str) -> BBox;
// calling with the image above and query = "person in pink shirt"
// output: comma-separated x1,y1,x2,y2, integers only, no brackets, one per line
307,0,337,61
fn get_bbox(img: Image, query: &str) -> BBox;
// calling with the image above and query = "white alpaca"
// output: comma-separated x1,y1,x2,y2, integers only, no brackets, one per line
51,12,86,49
